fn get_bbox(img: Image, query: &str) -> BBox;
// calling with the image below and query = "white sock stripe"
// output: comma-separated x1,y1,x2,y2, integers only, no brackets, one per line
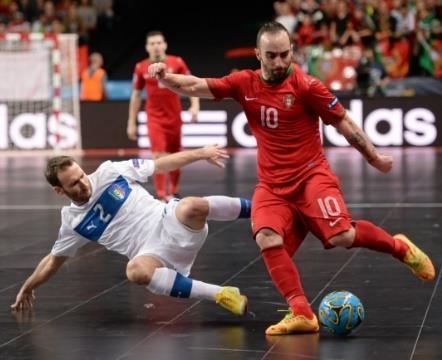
145,267,177,296
204,196,242,221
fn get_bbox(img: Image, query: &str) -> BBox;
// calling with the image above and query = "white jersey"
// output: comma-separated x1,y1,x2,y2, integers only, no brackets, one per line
51,159,165,259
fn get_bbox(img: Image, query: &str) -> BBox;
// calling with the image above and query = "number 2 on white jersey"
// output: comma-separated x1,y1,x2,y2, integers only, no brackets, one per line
260,106,279,129
93,203,112,223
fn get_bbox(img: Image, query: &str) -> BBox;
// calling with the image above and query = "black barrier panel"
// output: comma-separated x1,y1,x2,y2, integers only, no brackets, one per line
80,101,137,149
80,97,442,149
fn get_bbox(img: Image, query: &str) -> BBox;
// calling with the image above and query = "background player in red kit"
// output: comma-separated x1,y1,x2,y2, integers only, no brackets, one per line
147,22,436,335
127,31,200,201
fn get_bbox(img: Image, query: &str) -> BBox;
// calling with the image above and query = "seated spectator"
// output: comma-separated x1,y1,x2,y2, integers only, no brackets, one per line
329,0,352,47
297,0,325,30
356,46,389,97
77,0,97,33
80,52,107,101
382,36,411,78
294,14,316,46
274,0,296,33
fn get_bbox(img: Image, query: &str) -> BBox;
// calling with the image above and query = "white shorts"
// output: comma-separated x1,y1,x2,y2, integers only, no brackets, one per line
135,198,209,276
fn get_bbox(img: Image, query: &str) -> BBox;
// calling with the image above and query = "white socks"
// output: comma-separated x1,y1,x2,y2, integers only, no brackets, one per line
204,196,251,221
146,267,221,300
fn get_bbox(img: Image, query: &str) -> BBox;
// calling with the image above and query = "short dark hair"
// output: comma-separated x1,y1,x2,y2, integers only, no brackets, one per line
256,21,291,47
146,30,165,41
45,156,75,187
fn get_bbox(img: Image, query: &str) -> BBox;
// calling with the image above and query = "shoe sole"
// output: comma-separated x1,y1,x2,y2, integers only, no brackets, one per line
394,234,435,281
265,315,320,335
238,295,248,316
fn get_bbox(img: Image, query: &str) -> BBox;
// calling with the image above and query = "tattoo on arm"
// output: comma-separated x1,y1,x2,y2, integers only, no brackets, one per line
348,131,376,163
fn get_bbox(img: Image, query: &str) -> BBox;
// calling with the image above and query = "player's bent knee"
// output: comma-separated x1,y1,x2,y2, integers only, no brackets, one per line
255,228,283,250
328,227,355,248
177,197,208,220
126,259,152,285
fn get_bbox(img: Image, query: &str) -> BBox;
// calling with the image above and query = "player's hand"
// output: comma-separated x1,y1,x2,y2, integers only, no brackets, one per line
201,145,229,168
188,106,198,123
127,121,137,141
148,62,167,80
11,289,35,311
370,154,393,173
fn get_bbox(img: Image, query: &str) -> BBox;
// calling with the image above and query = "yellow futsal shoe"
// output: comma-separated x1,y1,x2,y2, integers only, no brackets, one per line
394,234,436,281
215,287,248,316
265,309,319,335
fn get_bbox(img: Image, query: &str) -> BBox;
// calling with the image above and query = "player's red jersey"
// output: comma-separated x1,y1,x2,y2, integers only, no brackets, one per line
132,55,190,126
207,64,345,190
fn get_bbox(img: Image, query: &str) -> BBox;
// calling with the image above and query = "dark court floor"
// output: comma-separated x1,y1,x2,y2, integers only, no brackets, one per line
0,147,440,360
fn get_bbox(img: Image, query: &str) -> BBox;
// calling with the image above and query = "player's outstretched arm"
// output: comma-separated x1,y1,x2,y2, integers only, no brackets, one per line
335,113,393,173
148,62,214,98
154,145,229,173
11,254,68,311
188,96,200,123
127,89,142,141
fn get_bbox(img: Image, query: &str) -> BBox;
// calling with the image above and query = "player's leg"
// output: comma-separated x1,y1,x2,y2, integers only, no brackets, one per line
126,255,246,315
167,131,181,198
253,184,318,335
301,171,435,281
161,199,248,314
174,196,251,230
347,222,435,281
148,123,168,200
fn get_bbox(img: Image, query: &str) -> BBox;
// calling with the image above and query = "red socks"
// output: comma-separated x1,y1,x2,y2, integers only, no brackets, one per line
153,173,166,199
169,169,180,195
154,171,180,199
261,246,314,319
352,220,408,261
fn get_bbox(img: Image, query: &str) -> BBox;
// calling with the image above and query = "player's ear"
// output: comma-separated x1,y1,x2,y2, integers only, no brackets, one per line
53,186,65,196
255,48,261,61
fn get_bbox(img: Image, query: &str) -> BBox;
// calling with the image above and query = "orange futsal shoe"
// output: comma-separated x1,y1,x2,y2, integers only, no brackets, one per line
265,309,320,335
394,234,436,281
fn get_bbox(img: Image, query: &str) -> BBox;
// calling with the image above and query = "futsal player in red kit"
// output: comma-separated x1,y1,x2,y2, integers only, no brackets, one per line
127,31,200,201
147,22,436,335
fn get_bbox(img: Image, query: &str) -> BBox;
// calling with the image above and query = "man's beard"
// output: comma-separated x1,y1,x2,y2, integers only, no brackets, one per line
271,70,286,81
265,65,289,82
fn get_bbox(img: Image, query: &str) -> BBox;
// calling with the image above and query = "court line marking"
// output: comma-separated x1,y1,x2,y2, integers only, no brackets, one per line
0,221,252,352
117,255,262,360
260,201,400,360
0,281,22,294
116,221,261,360
2,203,442,211
409,268,442,360
188,346,342,360
1,201,438,356
0,247,106,294
0,280,127,349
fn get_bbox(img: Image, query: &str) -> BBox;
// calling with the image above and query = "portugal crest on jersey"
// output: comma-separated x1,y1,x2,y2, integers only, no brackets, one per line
283,94,294,108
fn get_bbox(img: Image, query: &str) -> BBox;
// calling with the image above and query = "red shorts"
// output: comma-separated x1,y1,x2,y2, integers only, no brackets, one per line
252,169,352,255
147,121,181,153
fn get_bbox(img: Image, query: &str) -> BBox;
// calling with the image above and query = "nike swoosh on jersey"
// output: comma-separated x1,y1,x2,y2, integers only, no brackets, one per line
244,96,258,101
329,218,342,227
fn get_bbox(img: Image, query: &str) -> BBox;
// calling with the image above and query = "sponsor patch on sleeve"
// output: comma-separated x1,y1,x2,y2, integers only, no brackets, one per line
131,159,140,168
328,97,339,109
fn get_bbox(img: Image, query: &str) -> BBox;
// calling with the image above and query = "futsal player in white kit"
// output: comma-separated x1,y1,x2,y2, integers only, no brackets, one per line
11,145,249,316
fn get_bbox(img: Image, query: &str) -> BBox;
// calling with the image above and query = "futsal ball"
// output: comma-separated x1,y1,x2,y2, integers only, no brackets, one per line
318,291,365,336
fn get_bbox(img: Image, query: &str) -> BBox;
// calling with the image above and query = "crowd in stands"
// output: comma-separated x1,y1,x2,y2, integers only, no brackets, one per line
1,1,440,98
0,0,113,45
274,0,442,95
